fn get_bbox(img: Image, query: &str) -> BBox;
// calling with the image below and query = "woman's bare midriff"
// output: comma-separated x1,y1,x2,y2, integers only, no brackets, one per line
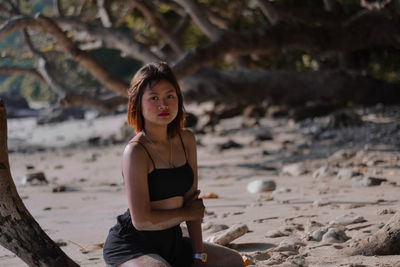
150,196,184,210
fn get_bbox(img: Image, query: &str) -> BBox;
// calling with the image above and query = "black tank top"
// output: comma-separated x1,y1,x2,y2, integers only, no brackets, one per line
133,133,194,201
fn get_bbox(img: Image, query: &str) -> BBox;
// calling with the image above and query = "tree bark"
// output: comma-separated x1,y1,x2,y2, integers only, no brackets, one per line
173,0,222,40
256,0,282,25
96,0,113,27
181,69,400,106
0,100,79,267
0,66,46,84
53,17,161,63
345,213,400,255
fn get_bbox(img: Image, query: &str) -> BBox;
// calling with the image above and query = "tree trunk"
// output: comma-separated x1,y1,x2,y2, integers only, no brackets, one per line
0,100,79,267
181,69,400,106
345,213,400,255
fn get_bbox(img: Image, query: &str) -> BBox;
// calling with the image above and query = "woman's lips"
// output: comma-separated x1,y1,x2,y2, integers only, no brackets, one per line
159,112,169,117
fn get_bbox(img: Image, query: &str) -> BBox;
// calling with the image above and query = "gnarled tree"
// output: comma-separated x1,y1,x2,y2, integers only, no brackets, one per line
0,100,79,266
0,0,400,109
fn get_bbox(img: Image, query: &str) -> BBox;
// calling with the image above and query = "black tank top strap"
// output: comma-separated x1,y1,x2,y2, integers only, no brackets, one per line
130,141,156,169
178,133,188,161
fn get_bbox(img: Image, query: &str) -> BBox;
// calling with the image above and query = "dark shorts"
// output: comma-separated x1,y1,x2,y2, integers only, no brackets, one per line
103,210,193,267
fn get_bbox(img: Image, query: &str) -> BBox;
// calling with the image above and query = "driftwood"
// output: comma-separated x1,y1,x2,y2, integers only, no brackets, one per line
0,99,79,267
345,213,400,256
206,224,248,246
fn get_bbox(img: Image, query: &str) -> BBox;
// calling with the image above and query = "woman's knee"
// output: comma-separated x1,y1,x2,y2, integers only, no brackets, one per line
118,254,171,267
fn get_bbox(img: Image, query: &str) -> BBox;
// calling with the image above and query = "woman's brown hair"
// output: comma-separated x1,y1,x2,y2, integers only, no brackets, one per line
127,62,185,137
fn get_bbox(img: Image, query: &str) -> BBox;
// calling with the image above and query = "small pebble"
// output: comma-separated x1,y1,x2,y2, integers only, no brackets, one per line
247,179,276,193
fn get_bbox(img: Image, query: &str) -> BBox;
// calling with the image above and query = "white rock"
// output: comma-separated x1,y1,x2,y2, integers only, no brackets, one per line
321,228,350,243
247,179,277,194
308,227,329,241
329,213,366,226
282,163,307,176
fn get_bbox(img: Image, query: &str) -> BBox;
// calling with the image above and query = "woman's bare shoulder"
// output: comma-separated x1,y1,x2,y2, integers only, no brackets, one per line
124,133,148,161
180,128,196,147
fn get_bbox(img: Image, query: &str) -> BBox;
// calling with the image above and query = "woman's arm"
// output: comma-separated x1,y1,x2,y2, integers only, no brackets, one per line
122,142,204,231
182,129,204,256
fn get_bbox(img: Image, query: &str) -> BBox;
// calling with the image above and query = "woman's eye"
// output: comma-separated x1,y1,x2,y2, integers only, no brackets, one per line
167,94,174,99
151,96,159,100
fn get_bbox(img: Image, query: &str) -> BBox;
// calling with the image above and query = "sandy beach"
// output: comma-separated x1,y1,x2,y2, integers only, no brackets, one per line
2,104,400,266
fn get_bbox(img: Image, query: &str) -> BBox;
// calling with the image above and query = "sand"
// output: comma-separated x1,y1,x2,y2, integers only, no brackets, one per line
2,104,400,266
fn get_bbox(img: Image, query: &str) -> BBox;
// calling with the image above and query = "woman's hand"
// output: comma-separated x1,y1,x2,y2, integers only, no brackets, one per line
184,190,205,221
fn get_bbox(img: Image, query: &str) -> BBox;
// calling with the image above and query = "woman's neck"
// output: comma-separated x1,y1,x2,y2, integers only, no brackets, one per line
143,125,168,143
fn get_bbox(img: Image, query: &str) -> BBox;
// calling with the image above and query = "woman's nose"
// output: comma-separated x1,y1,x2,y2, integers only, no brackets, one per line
158,100,168,109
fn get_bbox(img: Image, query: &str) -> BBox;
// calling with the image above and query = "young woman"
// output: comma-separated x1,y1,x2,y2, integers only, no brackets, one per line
103,62,244,267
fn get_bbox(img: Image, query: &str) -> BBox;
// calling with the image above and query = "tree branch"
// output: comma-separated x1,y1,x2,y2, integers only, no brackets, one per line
36,14,129,96
114,1,135,27
173,0,222,40
22,29,68,98
96,0,113,27
173,9,400,78
206,8,230,30
0,66,46,84
132,0,184,55
53,16,161,62
256,0,281,25
54,0,65,17
0,16,40,38
61,93,127,113
22,28,125,112
0,15,129,96
181,68,400,106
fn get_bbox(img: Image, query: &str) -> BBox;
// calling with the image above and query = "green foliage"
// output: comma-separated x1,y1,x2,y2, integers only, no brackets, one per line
0,74,54,102
21,75,55,102
22,0,54,15
0,75,22,93
181,25,209,50
367,47,400,84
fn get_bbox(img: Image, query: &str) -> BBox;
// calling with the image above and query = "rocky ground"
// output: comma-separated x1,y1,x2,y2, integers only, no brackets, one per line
2,103,400,266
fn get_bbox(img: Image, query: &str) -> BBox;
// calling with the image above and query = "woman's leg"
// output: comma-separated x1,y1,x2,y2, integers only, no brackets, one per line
201,242,244,267
117,254,172,267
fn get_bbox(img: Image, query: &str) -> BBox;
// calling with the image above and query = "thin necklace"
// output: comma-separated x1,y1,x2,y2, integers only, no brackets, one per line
143,130,174,168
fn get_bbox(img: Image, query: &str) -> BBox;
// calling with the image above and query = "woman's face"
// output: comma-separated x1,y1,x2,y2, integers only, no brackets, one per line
141,80,179,128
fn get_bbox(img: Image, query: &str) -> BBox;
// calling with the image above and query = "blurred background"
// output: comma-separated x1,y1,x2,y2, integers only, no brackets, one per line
1,0,400,150
2,2,400,266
